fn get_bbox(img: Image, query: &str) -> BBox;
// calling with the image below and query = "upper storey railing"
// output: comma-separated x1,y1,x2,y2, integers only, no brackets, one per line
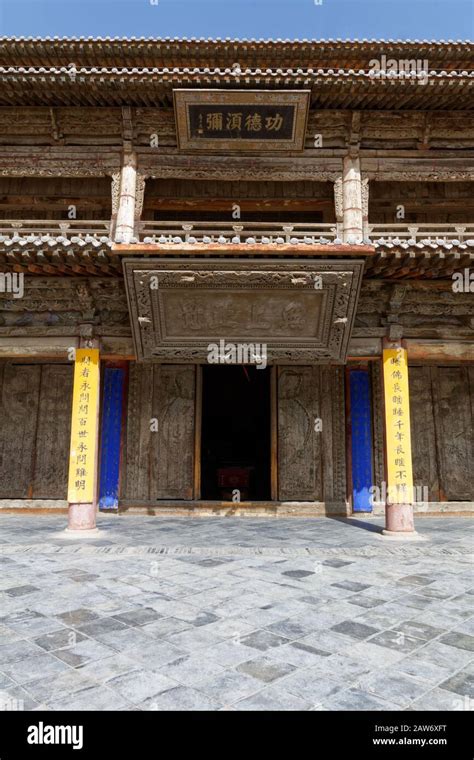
137,221,339,245
0,219,473,246
366,224,474,244
0,220,111,237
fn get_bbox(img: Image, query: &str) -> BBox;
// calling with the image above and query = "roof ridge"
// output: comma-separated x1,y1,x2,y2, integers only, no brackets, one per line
0,36,473,44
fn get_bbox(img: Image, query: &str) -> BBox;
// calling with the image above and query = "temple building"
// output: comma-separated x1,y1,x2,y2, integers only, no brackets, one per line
0,37,472,534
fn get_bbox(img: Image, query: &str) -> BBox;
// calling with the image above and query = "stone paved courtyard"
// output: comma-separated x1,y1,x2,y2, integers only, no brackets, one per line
0,514,472,711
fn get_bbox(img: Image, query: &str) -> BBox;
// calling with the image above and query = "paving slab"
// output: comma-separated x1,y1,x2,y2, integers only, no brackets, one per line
0,514,471,711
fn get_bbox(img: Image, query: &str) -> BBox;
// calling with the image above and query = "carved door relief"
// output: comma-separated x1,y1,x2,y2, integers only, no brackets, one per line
0,362,73,499
123,363,196,501
33,365,74,498
277,366,346,504
409,365,473,501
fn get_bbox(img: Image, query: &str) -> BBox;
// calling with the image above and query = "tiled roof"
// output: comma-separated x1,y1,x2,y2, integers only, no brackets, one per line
1,36,471,108
0,234,113,248
0,233,473,279
0,36,471,43
1,37,472,67
1,66,472,76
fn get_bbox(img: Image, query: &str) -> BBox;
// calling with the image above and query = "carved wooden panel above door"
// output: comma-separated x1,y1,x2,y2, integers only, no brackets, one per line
123,258,365,365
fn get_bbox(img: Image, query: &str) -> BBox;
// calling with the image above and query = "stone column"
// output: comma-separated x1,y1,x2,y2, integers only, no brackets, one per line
342,153,363,244
115,151,137,244
66,338,101,534
381,338,418,538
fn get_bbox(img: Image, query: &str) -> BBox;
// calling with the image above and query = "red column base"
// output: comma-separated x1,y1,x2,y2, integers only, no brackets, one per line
67,502,97,532
382,501,418,539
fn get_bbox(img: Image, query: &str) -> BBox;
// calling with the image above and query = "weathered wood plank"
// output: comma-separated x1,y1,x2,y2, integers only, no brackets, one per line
150,365,195,500
122,362,153,500
370,360,385,493
409,366,440,502
431,366,473,501
123,363,196,501
321,367,334,501
330,366,347,505
0,363,41,497
407,342,474,362
32,364,73,499
278,366,321,501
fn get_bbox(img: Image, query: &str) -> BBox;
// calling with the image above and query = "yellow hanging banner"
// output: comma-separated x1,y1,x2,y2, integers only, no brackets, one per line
67,348,100,504
382,347,414,504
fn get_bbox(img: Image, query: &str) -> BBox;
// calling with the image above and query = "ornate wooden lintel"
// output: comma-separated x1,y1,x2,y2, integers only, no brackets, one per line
123,257,365,365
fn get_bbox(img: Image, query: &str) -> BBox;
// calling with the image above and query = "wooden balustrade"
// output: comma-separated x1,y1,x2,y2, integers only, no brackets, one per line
0,219,473,244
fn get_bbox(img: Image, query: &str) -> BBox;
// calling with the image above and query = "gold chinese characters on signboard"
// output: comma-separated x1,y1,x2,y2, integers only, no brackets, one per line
67,348,100,504
174,90,310,153
383,347,414,504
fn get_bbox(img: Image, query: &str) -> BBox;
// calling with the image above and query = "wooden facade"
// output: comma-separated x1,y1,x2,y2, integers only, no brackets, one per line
0,37,472,517
0,363,73,499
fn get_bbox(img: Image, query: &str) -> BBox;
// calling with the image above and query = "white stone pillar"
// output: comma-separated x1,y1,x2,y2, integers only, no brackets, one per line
115,151,137,244
342,154,363,244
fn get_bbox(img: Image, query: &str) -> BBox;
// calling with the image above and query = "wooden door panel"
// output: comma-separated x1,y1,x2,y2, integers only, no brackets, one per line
431,366,473,501
123,363,154,501
277,366,345,503
123,363,195,501
277,366,322,501
0,363,41,497
33,365,73,499
409,366,440,501
151,365,196,500
322,366,346,504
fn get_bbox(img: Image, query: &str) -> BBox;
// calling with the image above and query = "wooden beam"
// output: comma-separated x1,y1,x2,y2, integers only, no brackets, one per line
194,366,202,501
112,242,375,256
406,341,474,362
144,198,333,213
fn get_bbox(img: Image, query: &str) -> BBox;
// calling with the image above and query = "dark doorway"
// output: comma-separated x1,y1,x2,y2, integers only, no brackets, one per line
201,365,271,500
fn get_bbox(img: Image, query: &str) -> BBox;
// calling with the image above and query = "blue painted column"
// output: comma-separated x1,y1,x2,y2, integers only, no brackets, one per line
349,369,374,512
99,366,126,510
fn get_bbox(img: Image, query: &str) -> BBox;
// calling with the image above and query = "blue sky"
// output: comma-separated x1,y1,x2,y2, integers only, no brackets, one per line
0,0,472,40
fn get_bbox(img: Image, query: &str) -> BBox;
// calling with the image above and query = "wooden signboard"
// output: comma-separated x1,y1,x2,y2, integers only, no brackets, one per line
174,89,310,153
67,349,100,504
382,347,414,504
